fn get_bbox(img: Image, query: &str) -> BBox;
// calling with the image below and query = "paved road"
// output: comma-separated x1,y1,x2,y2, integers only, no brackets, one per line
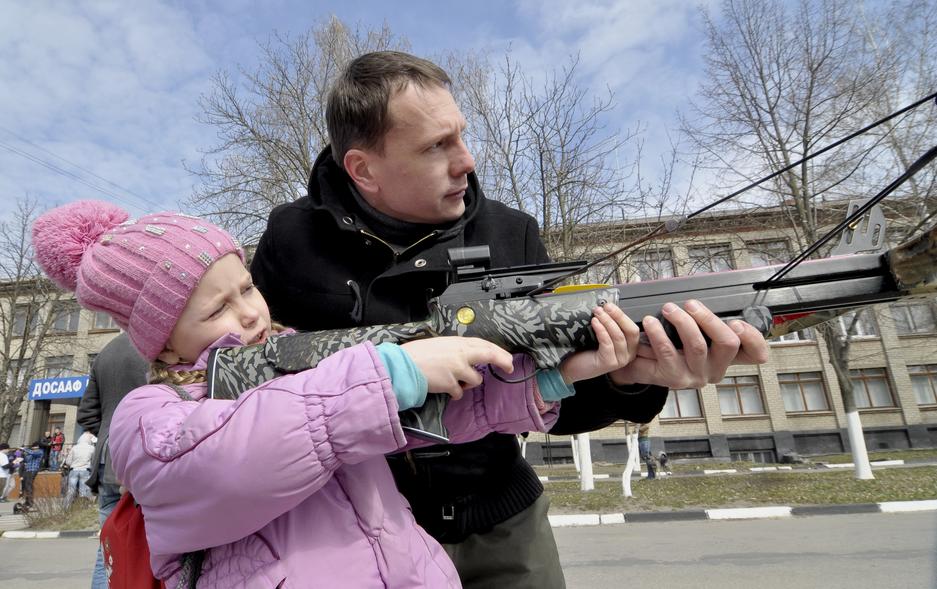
556,511,937,589
1,535,98,588
1,512,934,588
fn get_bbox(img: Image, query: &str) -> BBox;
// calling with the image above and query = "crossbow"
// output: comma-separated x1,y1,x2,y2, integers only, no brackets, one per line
205,92,937,440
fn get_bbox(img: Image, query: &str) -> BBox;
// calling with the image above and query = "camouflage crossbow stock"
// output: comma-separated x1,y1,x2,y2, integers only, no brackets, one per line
206,94,937,442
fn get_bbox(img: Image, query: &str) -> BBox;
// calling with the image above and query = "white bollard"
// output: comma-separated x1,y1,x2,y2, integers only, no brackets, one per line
577,433,594,491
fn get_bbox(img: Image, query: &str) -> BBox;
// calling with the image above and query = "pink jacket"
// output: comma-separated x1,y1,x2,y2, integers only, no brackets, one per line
109,337,558,588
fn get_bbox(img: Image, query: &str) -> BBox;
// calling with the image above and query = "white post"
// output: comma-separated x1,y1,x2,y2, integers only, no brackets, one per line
571,436,580,472
622,426,637,497
845,409,874,480
577,433,594,491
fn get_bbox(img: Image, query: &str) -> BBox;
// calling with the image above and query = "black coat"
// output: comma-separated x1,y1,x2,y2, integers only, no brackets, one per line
251,147,666,541
77,332,149,492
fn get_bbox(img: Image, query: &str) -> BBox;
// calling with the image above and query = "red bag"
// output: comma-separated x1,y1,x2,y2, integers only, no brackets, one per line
100,492,164,589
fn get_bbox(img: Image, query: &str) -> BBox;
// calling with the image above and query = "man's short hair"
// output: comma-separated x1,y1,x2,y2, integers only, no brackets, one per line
327,51,450,168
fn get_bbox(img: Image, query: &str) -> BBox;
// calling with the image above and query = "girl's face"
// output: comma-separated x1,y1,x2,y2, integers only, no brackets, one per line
158,253,271,365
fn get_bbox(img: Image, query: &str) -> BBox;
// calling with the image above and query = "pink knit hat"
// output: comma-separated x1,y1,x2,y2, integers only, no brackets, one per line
32,200,243,361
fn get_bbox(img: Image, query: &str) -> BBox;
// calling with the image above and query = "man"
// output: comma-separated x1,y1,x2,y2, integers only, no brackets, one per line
62,432,95,509
638,423,656,480
251,51,768,587
38,430,51,470
21,441,43,507
50,427,65,471
77,332,149,589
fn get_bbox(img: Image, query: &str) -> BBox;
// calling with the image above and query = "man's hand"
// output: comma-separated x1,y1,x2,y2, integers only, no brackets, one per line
609,299,769,389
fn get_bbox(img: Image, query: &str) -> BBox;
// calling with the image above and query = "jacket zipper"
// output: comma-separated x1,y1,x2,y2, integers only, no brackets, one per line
359,229,440,261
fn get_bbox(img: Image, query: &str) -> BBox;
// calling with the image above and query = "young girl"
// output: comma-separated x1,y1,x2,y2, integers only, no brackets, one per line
33,200,639,588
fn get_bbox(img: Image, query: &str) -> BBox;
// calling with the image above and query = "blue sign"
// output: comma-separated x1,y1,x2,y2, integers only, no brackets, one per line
28,376,89,401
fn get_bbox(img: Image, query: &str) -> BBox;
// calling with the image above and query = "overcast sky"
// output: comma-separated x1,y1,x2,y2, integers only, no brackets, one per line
0,0,716,219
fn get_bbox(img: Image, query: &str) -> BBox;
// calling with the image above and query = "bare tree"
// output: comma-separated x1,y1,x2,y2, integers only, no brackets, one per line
857,0,937,239
450,51,639,262
0,198,75,443
186,17,410,241
683,0,936,479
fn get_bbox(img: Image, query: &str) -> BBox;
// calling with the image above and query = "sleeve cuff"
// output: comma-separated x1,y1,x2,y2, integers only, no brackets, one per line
376,343,428,411
536,369,577,402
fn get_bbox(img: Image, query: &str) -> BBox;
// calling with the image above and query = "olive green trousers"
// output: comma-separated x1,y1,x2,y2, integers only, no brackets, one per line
443,495,566,589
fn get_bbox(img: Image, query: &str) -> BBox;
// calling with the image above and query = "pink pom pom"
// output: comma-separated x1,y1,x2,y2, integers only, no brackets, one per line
32,200,129,290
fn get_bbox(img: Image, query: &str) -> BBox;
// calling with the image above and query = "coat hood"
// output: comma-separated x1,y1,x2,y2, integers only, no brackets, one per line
304,145,483,244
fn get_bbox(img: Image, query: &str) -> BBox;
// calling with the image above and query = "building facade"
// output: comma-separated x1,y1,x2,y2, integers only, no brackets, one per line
3,301,123,449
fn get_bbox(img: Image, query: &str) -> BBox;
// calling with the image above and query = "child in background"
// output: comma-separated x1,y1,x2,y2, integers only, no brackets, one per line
658,451,672,475
33,200,639,588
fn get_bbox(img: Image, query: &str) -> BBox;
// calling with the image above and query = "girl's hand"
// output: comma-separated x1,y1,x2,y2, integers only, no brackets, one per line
400,337,514,399
558,303,640,385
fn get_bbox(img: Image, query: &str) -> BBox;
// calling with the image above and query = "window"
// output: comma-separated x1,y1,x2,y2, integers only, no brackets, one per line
908,364,937,406
631,248,675,281
579,260,620,285
748,240,790,268
779,372,830,412
717,375,765,416
92,311,118,331
87,353,97,370
660,388,703,419
5,358,32,390
731,450,776,464
770,328,816,344
50,302,80,333
687,244,734,275
13,305,37,336
835,309,879,338
849,368,895,409
44,356,74,379
891,301,937,335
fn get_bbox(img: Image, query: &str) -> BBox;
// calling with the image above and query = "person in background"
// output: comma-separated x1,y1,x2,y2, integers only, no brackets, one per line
38,431,51,470
62,431,96,509
21,441,44,507
49,427,65,471
638,423,656,480
0,443,12,502
658,450,672,475
77,331,149,589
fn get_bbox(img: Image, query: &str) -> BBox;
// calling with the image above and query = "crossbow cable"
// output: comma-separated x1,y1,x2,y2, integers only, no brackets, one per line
532,92,937,295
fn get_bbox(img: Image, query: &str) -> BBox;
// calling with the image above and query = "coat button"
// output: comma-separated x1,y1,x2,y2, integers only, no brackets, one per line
414,259,427,268
342,216,354,225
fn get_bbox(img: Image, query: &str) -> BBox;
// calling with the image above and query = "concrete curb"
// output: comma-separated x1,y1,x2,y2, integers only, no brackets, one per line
537,466,803,482
4,500,935,538
546,499,937,527
1,529,97,539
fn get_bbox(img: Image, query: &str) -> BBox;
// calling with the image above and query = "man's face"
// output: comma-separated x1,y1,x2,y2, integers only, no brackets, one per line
44,431,50,437
358,83,475,224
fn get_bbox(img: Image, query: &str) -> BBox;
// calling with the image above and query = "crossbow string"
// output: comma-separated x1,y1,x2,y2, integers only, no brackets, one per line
529,90,937,297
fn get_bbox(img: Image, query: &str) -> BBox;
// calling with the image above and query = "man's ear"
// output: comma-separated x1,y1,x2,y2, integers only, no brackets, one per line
343,148,378,197
156,348,182,365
